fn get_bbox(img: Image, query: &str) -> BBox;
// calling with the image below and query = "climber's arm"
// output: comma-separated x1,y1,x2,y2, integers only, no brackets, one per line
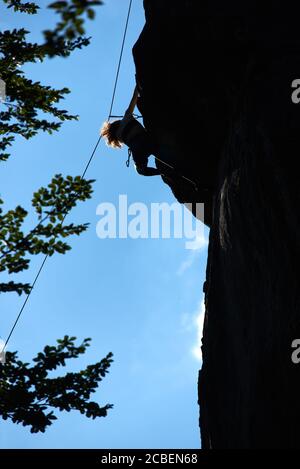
126,86,139,115
116,87,138,140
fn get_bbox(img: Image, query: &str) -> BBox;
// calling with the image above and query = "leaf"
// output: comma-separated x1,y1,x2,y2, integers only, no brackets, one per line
48,1,68,10
87,9,95,20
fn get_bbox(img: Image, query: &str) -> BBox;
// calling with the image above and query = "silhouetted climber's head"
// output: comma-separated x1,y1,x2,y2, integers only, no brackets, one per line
101,120,123,149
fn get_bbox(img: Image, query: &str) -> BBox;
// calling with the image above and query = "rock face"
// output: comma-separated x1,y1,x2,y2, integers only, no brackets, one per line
133,0,239,226
200,54,300,448
134,0,300,448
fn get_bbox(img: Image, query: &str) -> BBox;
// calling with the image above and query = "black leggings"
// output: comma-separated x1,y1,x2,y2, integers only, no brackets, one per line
125,132,160,176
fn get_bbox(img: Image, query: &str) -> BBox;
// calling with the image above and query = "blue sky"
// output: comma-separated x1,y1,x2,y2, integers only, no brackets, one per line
0,0,208,449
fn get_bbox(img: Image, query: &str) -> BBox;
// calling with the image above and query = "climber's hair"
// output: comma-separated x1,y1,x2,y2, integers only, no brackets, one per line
101,120,123,149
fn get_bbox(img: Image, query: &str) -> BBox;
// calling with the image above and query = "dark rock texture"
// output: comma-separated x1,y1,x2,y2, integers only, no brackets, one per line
200,53,300,448
134,0,300,449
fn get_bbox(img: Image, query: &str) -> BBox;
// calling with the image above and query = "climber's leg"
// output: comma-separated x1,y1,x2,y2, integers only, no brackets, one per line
127,132,160,176
135,165,160,176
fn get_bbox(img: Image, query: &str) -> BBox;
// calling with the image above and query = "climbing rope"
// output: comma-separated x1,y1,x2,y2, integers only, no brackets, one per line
110,114,143,120
1,0,133,353
153,155,199,191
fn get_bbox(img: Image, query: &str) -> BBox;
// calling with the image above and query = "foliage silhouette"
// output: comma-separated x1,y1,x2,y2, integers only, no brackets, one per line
0,0,113,433
0,337,113,433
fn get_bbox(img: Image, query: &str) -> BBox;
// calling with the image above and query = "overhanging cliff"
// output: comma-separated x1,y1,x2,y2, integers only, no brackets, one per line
134,0,300,449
